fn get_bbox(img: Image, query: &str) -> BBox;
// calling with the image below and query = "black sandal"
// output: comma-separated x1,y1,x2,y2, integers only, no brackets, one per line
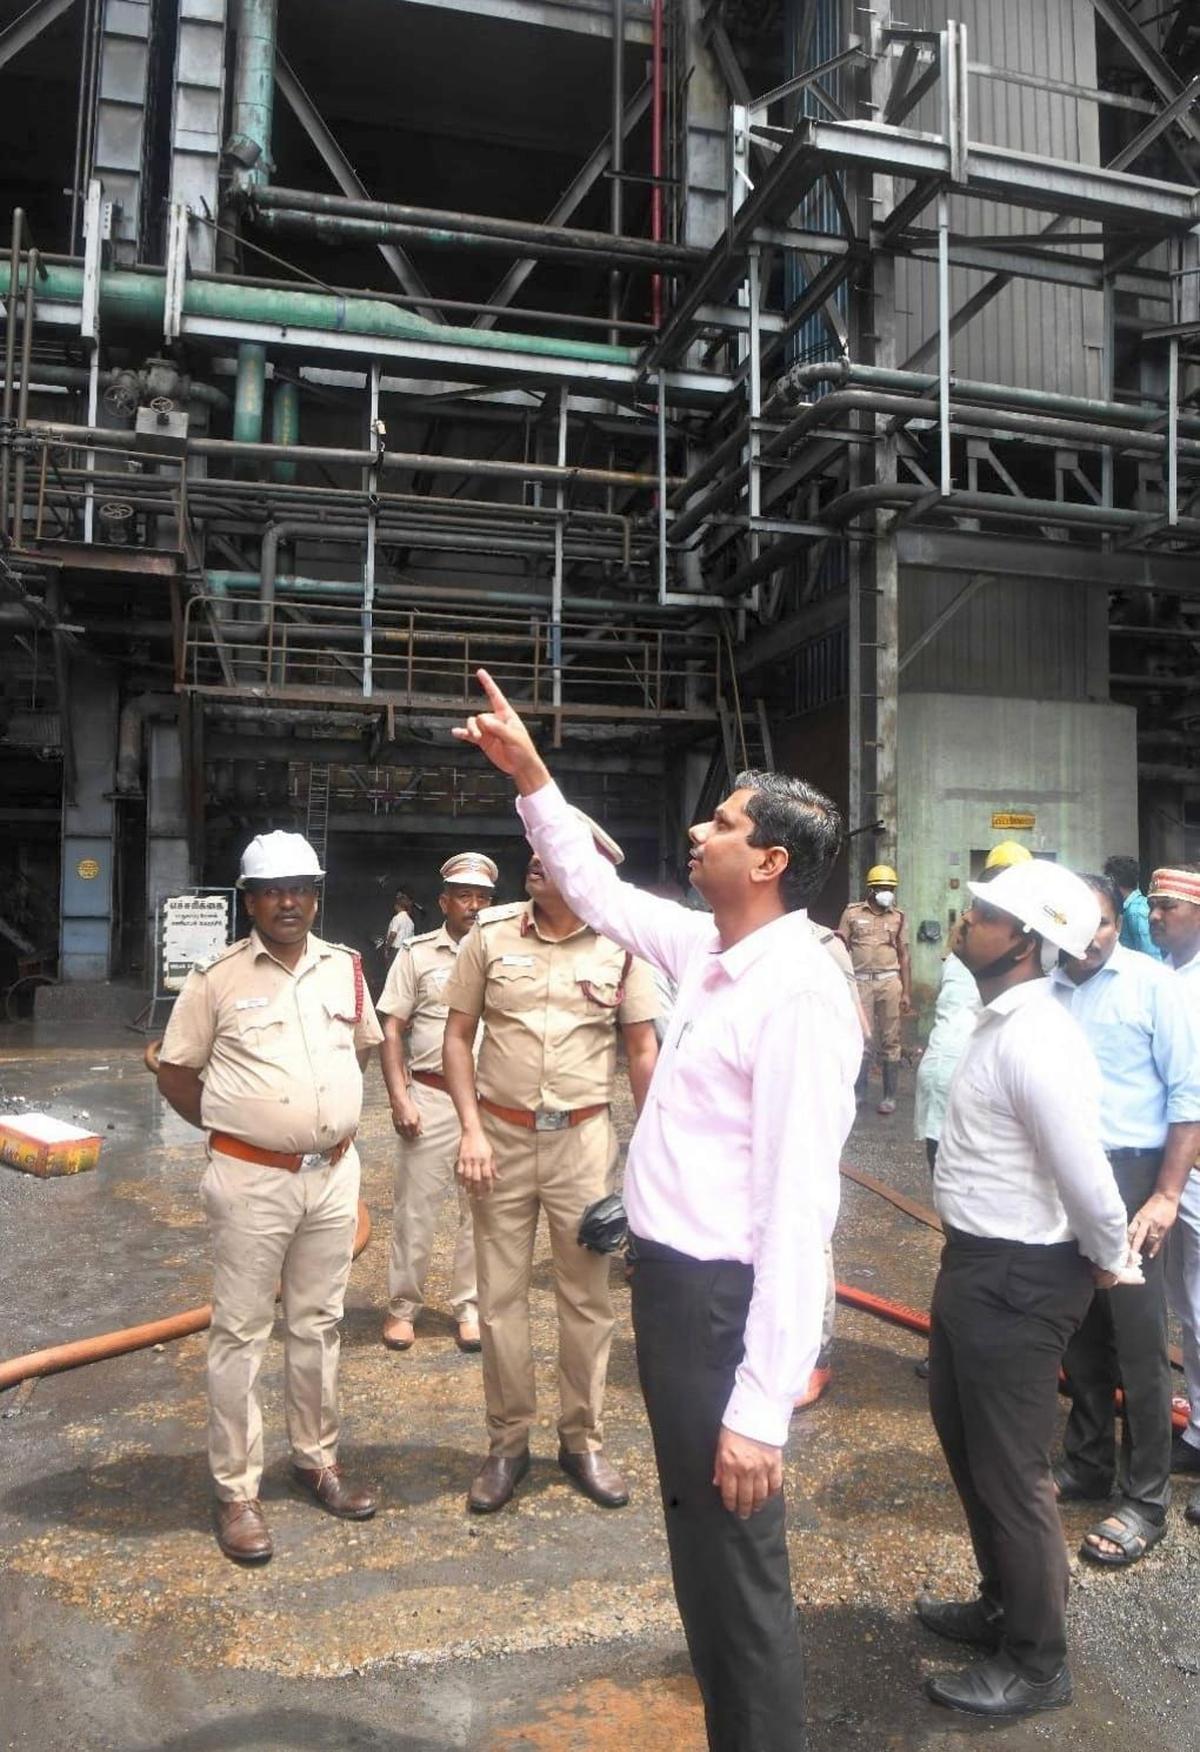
1079,1505,1165,1568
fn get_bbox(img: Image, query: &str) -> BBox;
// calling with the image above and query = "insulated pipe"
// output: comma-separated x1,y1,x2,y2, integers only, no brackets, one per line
232,342,267,445
270,377,299,483
229,2,279,450
248,185,703,270
0,1198,371,1392
115,693,177,795
0,207,23,536
33,264,636,368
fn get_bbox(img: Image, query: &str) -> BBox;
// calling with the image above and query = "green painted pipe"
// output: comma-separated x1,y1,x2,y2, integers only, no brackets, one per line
233,341,266,444
270,378,300,482
231,0,277,190
34,265,635,366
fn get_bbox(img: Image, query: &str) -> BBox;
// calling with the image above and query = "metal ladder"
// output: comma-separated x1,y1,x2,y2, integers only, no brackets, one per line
304,764,331,924
691,624,775,824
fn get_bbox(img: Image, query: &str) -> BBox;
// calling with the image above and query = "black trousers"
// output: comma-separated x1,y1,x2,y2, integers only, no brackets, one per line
1062,1152,1171,1520
630,1237,805,1752
928,1227,1094,1682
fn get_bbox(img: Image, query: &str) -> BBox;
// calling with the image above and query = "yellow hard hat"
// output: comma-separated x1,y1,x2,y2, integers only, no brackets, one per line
866,864,898,887
984,840,1033,872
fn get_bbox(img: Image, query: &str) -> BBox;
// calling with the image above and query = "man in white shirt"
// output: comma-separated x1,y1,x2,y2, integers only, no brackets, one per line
1050,873,1200,1566
452,669,860,1752
919,861,1129,1721
1148,864,1200,1515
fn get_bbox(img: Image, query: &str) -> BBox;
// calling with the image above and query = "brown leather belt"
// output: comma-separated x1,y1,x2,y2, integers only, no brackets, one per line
412,1069,449,1093
209,1131,354,1173
478,1095,607,1133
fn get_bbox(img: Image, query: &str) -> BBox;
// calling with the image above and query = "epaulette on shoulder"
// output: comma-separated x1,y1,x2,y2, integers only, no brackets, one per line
323,939,362,959
197,936,250,972
405,928,442,949
477,901,526,926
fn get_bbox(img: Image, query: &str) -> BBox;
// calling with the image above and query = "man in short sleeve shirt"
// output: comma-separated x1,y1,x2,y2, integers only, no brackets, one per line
442,834,659,1515
157,831,382,1564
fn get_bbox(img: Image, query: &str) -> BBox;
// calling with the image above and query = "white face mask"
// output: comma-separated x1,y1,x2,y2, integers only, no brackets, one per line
872,889,895,909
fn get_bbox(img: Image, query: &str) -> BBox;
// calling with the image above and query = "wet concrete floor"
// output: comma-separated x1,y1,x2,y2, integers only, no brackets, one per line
1,1026,1199,1749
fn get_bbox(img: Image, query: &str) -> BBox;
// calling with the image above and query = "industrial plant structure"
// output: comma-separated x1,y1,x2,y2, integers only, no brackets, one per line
1,0,1198,1012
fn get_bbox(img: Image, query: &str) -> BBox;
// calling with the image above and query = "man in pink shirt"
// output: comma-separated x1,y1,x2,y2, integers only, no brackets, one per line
454,670,860,1752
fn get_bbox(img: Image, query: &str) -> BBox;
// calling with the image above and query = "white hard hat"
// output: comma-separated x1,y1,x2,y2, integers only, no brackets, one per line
967,861,1099,959
237,830,325,888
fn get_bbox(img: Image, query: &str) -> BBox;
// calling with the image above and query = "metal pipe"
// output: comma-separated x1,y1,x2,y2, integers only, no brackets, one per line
230,0,277,193
26,416,679,487
12,249,38,545
270,376,299,482
13,360,229,410
232,343,267,445
248,184,703,270
203,571,704,618
1,208,23,536
650,0,664,328
34,263,637,367
669,387,1200,546
610,0,625,343
253,207,693,274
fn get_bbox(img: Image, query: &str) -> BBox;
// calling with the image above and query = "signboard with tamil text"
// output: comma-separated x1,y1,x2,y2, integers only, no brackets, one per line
160,892,233,992
991,812,1036,831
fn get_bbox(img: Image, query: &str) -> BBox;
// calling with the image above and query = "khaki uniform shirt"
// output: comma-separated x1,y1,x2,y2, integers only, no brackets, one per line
377,923,466,1072
160,929,383,1153
443,900,659,1112
838,900,908,977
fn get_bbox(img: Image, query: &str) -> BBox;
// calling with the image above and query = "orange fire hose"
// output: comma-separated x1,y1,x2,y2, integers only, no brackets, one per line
0,1199,371,1393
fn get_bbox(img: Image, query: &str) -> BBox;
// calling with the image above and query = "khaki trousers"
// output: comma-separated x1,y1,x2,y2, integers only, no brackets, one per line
388,1079,477,1323
474,1109,617,1459
861,973,902,1063
202,1143,360,1502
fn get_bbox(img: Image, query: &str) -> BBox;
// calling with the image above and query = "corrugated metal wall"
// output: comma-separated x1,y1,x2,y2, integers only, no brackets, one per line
898,568,1108,700
891,0,1104,397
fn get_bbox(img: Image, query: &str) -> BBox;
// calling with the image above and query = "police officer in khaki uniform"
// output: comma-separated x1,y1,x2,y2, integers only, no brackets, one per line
157,831,383,1564
378,851,498,1355
839,863,912,1115
442,827,659,1513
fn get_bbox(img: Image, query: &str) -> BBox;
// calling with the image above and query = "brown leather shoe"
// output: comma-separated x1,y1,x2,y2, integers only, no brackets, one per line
215,1498,273,1563
382,1316,415,1351
558,1446,629,1508
291,1462,377,1520
455,1321,482,1353
467,1450,530,1513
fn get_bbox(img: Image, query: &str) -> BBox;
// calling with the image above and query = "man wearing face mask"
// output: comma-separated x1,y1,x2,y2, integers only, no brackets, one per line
918,860,1129,1720
838,865,912,1113
378,852,499,1356
1049,873,1200,1567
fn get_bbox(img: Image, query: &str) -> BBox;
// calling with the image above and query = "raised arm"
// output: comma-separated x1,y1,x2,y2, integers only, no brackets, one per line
454,669,708,981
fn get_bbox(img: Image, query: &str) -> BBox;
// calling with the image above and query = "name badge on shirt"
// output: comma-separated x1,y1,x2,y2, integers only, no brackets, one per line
234,997,270,1011
500,954,535,967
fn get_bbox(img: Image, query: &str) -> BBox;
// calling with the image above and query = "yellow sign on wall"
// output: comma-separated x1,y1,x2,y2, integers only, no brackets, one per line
991,812,1035,831
76,857,101,880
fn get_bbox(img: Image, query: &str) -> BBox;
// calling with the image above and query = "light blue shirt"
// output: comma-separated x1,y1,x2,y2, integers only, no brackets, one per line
1051,942,1200,1149
1120,889,1163,960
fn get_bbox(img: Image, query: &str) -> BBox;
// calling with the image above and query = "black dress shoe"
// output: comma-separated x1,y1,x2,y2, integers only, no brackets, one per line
558,1446,629,1508
468,1450,530,1513
916,1595,1004,1650
1171,1433,1200,1475
925,1654,1072,1718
